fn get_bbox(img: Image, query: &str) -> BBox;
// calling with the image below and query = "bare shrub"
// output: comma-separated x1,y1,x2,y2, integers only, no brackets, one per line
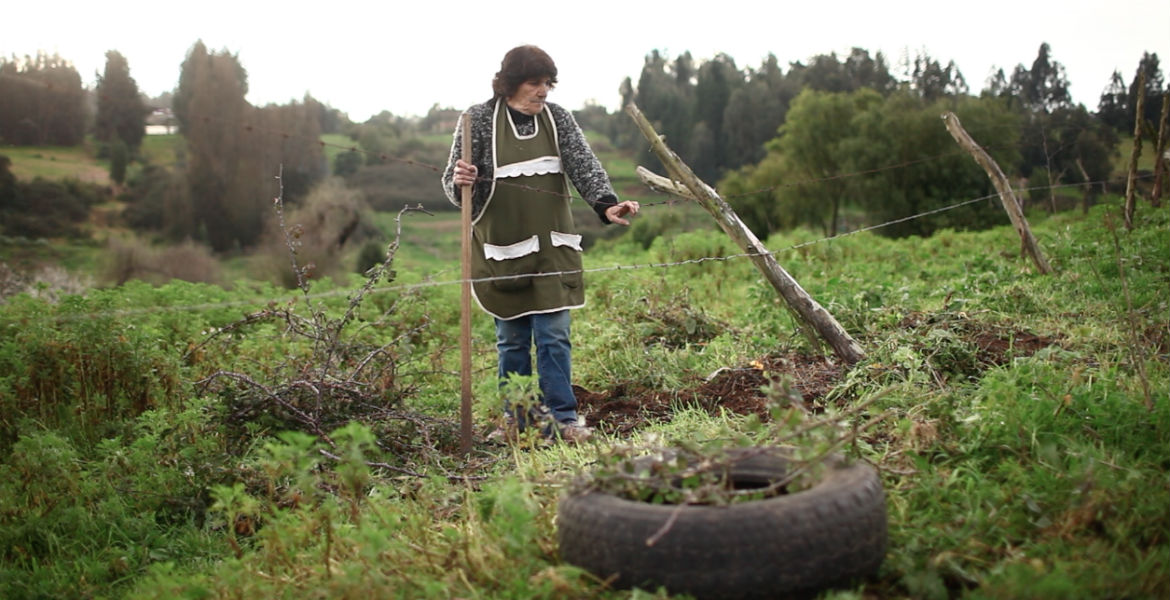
104,236,222,285
196,188,438,452
253,177,375,288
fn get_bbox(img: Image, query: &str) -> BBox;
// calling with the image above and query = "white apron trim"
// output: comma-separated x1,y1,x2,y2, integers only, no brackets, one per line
483,234,540,261
550,231,583,252
506,104,540,140
496,156,562,179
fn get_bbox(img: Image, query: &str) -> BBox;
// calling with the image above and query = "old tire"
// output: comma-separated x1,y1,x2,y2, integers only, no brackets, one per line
556,448,887,599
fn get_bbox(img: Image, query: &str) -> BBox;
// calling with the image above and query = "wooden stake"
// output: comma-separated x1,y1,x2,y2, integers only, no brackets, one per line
625,102,866,365
459,115,474,454
1149,94,1169,207
942,112,1053,275
1124,71,1146,229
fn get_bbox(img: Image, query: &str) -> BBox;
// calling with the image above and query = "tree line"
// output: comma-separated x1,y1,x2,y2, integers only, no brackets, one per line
2,42,1166,252
1,45,348,252
575,43,1165,238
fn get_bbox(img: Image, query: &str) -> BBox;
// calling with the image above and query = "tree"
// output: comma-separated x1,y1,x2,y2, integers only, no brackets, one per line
258,97,326,202
109,139,129,185
691,53,741,179
797,52,853,93
721,90,1022,239
0,155,15,209
631,50,696,170
94,50,148,150
723,55,795,168
1006,43,1072,113
1097,70,1130,131
844,48,896,95
0,53,85,146
173,40,248,134
746,88,883,236
175,41,255,251
1018,105,1117,201
171,41,325,252
1128,52,1166,129
856,93,1020,237
908,52,968,101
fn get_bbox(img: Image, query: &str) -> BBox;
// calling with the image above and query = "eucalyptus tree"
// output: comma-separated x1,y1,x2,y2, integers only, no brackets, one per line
908,54,968,102
1097,70,1130,131
1128,52,1166,129
94,50,148,151
631,50,697,169
723,54,794,169
691,53,742,180
1004,42,1072,114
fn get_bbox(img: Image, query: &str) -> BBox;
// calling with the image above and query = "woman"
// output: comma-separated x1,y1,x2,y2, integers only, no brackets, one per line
442,45,639,443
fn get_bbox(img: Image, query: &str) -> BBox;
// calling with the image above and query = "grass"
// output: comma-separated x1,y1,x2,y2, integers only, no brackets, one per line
1,142,110,183
137,134,184,166
0,126,1167,598
320,132,354,171
1113,133,1164,174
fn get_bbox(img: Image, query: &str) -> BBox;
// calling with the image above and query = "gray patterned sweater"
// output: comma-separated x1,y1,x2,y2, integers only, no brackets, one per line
441,99,618,222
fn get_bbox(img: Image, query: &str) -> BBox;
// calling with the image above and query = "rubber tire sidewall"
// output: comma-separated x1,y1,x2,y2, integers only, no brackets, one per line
556,449,887,599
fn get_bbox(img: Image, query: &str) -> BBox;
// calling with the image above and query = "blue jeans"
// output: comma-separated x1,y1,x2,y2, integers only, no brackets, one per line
495,310,577,429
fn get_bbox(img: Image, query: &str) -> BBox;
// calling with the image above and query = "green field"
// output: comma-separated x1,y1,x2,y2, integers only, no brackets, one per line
0,129,1167,599
1,142,110,183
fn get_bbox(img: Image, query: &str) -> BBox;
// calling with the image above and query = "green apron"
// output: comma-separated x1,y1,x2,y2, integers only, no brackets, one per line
470,99,585,320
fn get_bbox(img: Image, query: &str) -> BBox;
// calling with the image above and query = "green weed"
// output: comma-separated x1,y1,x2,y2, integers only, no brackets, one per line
0,194,1166,599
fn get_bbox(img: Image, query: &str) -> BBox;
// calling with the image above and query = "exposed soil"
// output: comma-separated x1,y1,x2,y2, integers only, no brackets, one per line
576,353,843,436
576,312,1062,437
898,310,1062,369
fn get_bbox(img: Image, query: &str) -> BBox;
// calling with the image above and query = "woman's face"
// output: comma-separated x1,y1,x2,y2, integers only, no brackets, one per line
506,77,554,115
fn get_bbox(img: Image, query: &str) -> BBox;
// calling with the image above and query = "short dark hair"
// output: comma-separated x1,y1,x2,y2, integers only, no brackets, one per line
492,45,558,99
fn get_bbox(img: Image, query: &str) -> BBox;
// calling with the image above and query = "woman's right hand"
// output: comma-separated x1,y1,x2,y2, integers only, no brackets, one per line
453,160,478,187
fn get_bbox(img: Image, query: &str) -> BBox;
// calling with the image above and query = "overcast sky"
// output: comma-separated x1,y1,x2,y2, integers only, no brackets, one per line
6,0,1168,121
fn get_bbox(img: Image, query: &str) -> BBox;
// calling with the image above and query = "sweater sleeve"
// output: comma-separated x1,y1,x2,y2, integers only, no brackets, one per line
441,113,465,207
550,104,620,223
441,102,494,219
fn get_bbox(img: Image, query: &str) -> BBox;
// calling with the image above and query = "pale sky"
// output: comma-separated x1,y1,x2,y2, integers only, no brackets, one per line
5,0,1169,121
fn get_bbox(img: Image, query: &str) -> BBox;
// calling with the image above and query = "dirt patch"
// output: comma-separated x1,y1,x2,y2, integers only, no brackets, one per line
577,312,1064,436
972,331,1058,365
577,353,843,436
898,311,1061,371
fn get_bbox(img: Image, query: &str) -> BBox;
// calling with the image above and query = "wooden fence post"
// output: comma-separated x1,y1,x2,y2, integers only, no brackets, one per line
941,112,1054,275
624,102,866,366
1124,71,1147,229
1150,94,1169,207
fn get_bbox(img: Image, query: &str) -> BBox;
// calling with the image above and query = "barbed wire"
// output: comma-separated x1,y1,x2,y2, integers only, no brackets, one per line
0,71,1128,209
182,108,1062,214
3,90,1156,321
27,176,1141,323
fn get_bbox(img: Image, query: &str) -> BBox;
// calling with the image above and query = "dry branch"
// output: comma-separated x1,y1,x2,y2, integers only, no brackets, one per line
625,102,865,365
941,112,1053,275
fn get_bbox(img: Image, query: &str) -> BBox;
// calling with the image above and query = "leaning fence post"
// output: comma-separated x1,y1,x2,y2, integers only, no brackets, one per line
625,102,866,366
941,112,1054,275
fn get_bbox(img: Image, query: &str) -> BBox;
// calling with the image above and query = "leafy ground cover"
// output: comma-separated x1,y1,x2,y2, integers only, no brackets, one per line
0,191,1166,598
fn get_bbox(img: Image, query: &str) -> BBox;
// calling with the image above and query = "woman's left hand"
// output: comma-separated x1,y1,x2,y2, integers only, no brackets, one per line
604,200,640,226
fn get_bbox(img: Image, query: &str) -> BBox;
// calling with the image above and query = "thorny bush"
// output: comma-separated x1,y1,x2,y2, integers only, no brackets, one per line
195,175,444,455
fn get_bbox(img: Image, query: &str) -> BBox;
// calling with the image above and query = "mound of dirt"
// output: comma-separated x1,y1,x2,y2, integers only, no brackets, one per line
576,352,843,436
